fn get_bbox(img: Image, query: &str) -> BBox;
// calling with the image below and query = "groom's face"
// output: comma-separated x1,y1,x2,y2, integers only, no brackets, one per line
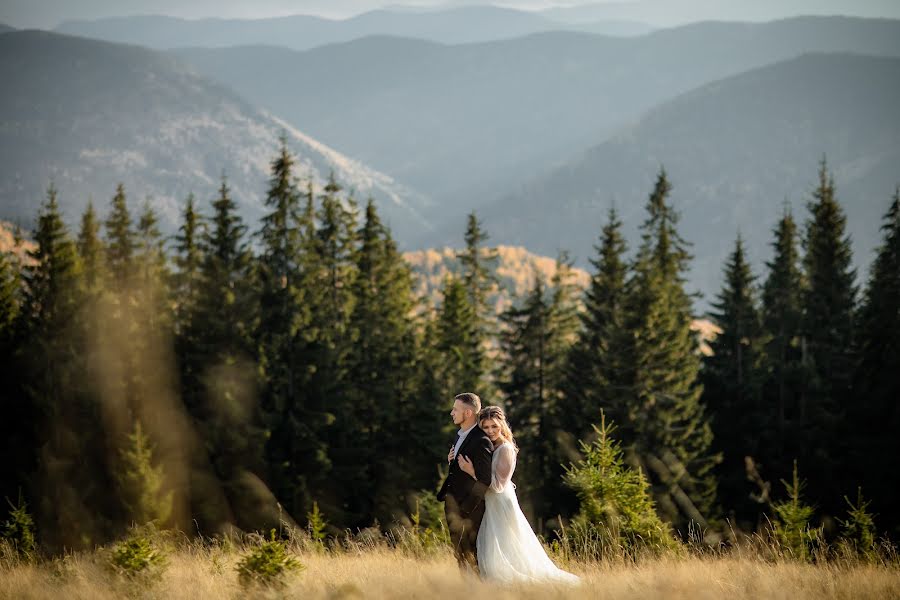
450,399,470,426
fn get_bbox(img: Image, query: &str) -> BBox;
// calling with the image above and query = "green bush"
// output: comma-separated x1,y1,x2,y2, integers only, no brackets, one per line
307,502,328,552
235,529,303,588
2,493,37,560
562,411,679,560
771,461,821,561
109,530,167,579
838,488,877,562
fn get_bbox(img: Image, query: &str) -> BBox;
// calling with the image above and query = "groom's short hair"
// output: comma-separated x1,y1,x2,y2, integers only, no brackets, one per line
454,392,481,414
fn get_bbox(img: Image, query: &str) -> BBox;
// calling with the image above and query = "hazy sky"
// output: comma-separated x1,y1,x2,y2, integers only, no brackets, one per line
2,0,899,29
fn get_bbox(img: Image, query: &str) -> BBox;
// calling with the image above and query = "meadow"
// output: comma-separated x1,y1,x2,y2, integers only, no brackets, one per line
2,530,899,600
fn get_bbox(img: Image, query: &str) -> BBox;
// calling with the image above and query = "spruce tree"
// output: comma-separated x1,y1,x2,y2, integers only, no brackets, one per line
0,250,24,506
435,276,483,397
761,207,805,475
455,212,500,398
498,255,580,525
703,235,766,526
801,158,856,512
625,169,720,529
104,183,134,289
342,199,426,525
187,175,264,532
117,421,173,527
563,411,677,557
21,185,104,550
852,188,900,536
565,207,631,443
76,201,105,293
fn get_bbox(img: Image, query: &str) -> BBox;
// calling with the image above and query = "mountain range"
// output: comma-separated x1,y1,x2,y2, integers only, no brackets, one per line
171,16,900,214
0,30,431,237
55,7,654,51
475,52,900,298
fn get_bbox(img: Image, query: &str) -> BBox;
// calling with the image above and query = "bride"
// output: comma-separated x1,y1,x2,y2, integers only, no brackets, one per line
457,405,580,585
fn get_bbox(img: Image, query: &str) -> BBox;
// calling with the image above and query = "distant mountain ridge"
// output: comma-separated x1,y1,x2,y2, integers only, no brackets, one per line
0,30,431,237
55,7,652,51
171,16,900,215
473,52,900,303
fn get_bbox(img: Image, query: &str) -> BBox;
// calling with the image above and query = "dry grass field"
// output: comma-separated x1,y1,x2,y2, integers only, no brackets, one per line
3,541,899,600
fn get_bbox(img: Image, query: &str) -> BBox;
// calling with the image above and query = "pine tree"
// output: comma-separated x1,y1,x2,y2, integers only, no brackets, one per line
625,169,720,530
186,175,264,532
435,276,483,397
134,199,172,332
104,183,134,289
563,411,677,557
0,250,24,506
760,207,805,474
852,188,900,536
455,212,499,398
771,461,819,561
801,158,857,512
20,185,106,550
117,421,173,526
342,199,426,525
703,235,766,526
565,207,631,442
76,201,105,293
498,254,580,526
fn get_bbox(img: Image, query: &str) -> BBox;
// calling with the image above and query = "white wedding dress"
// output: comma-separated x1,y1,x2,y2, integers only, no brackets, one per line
476,442,580,585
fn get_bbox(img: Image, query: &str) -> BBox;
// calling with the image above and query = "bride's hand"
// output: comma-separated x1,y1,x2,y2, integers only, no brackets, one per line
448,446,455,464
457,455,476,478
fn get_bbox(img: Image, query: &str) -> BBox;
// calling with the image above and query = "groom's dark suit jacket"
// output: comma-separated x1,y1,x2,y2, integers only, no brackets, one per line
437,425,494,515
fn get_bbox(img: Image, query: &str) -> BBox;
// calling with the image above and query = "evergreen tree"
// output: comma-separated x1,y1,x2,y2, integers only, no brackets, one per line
117,421,173,527
771,461,820,561
563,411,677,557
172,194,205,434
801,158,857,512
703,235,766,526
104,183,134,289
852,188,900,537
186,175,264,532
455,212,500,398
20,185,106,550
565,207,632,443
434,276,483,397
76,201,105,293
498,255,580,526
760,207,805,475
342,199,426,525
625,169,720,530
0,249,24,505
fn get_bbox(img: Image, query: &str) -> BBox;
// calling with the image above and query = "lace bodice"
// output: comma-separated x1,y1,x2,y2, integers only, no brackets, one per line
490,442,517,493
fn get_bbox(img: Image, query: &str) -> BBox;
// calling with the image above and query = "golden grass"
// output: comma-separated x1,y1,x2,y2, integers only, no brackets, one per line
3,545,899,600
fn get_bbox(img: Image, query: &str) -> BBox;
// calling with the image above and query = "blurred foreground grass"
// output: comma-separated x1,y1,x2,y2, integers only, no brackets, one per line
3,538,899,600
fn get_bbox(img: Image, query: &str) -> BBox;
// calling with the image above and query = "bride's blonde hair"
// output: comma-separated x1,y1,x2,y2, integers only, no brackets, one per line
478,405,518,452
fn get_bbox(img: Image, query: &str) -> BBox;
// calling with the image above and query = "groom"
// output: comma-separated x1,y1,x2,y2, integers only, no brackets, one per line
436,392,494,573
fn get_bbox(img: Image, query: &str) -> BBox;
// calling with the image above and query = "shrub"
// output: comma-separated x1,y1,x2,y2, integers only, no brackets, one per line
307,501,328,552
235,529,303,588
2,493,37,560
109,530,167,579
771,461,821,561
562,411,679,560
838,488,877,562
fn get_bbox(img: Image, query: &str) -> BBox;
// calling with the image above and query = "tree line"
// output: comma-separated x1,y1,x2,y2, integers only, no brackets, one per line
1,141,897,552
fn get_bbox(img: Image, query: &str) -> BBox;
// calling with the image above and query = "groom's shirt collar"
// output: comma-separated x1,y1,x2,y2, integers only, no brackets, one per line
454,423,477,458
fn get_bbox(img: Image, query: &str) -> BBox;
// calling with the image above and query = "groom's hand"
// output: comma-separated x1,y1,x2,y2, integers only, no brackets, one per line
448,445,455,464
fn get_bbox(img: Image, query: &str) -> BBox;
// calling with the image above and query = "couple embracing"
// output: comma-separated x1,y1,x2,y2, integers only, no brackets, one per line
436,392,580,585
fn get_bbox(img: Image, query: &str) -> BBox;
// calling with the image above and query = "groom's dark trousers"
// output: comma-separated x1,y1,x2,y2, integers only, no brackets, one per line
437,425,494,573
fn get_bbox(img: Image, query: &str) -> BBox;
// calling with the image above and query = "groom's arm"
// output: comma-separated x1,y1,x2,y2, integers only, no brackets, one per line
468,434,494,499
